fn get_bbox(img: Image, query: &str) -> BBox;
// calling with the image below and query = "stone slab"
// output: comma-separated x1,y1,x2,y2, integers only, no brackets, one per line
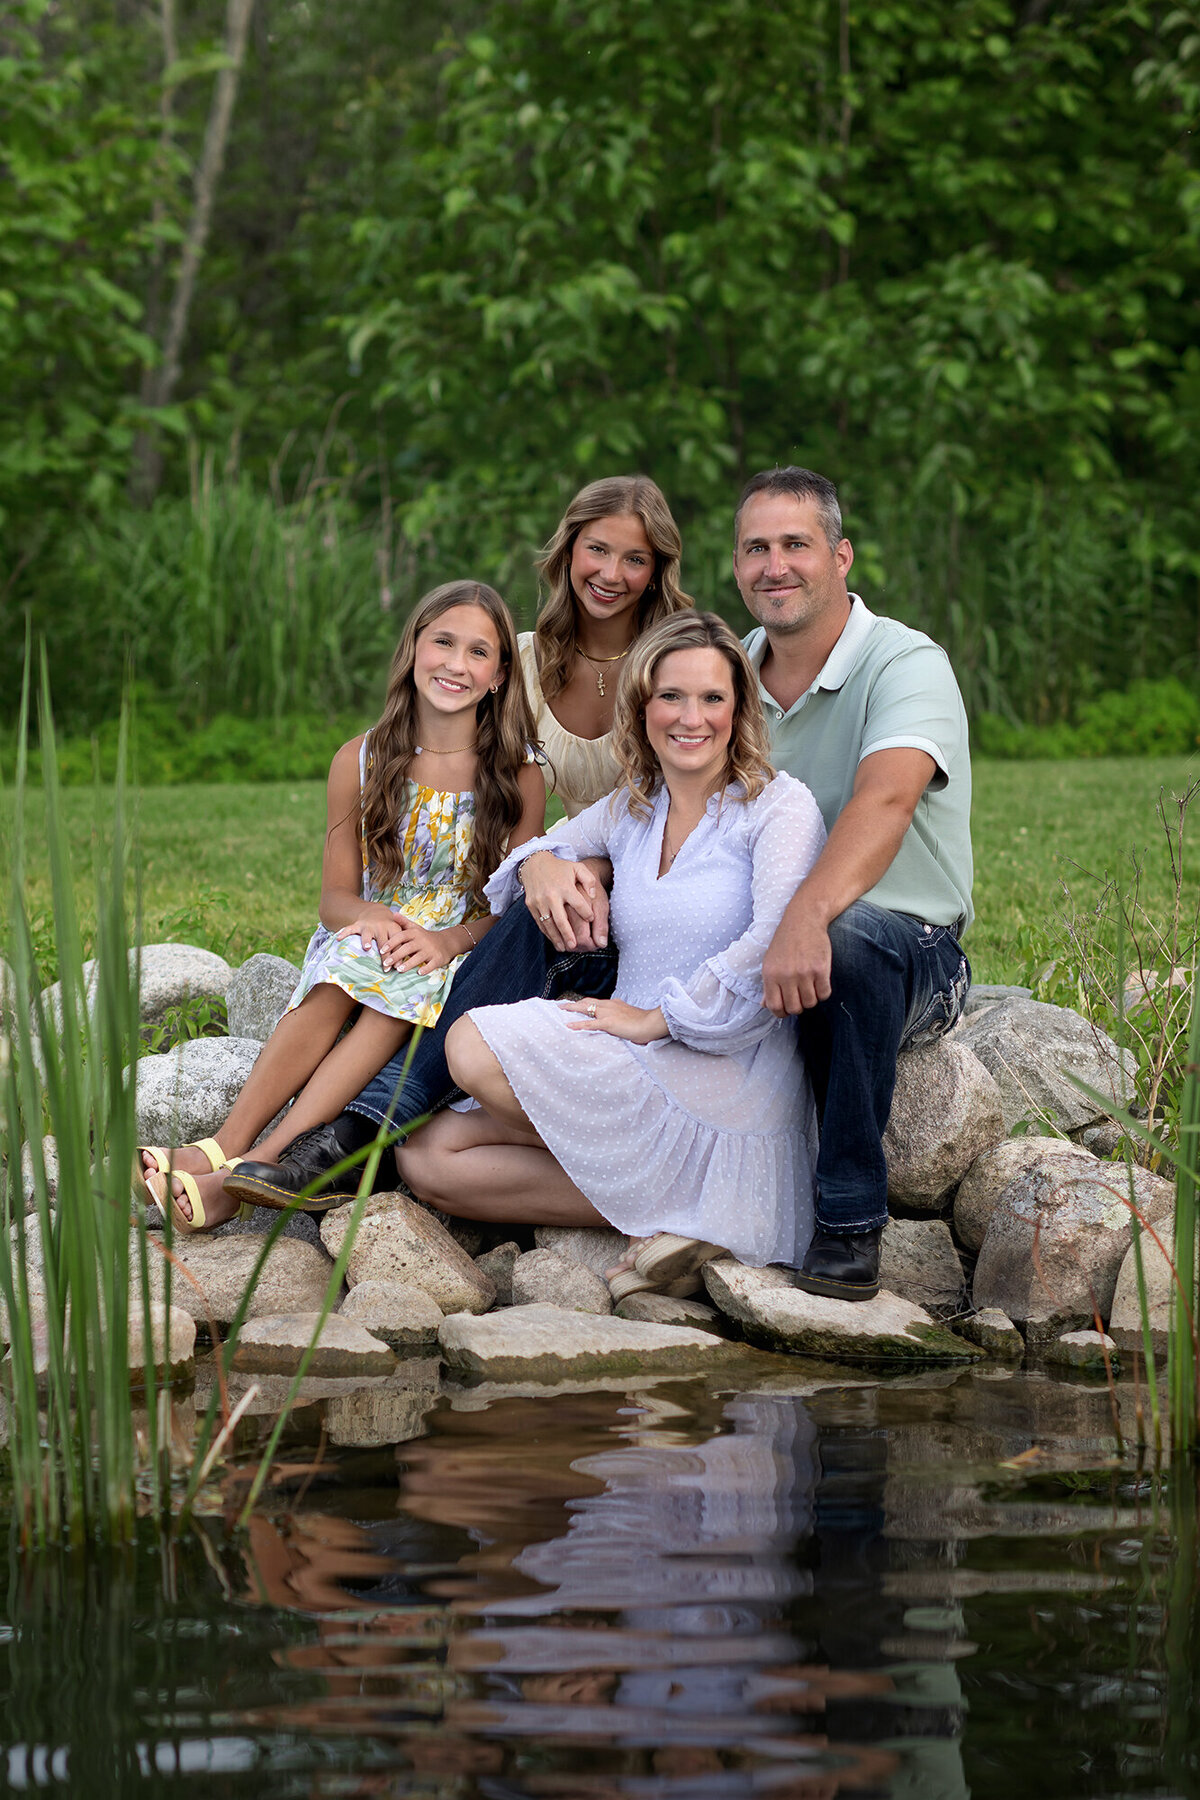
702,1260,979,1363
438,1302,741,1383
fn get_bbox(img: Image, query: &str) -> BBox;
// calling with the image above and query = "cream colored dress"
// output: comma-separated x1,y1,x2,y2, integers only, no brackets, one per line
518,632,620,818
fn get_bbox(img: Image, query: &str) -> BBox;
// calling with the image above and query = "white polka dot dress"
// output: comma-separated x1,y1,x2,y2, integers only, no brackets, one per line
469,772,827,1267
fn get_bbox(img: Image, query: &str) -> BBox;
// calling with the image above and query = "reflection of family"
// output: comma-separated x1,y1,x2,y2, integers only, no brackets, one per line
137,465,972,1302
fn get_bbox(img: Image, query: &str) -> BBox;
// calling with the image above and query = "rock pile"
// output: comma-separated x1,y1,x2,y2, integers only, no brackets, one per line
12,947,1173,1382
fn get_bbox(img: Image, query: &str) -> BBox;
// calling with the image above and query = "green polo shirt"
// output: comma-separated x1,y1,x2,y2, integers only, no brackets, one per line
744,598,974,933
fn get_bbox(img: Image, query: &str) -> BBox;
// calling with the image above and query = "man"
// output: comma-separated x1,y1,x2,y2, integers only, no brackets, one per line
232,466,971,1302
732,466,971,1299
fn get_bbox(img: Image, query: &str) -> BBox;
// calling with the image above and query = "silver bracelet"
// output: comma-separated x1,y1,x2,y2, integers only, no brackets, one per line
516,850,552,891
461,917,480,948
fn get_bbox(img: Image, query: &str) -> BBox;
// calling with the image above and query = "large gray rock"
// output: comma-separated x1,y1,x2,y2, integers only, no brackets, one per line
168,1234,338,1328
953,1137,1085,1253
511,1248,612,1314
438,1302,740,1383
533,1225,632,1281
1108,1230,1177,1360
20,1136,58,1214
134,1036,270,1146
224,953,300,1042
951,996,1135,1134
338,1278,443,1351
321,1191,494,1314
474,1241,521,1306
879,1219,965,1309
11,1299,195,1385
884,1039,1004,1209
971,1147,1174,1344
231,1312,396,1376
44,943,233,1037
963,983,1032,1014
701,1260,976,1363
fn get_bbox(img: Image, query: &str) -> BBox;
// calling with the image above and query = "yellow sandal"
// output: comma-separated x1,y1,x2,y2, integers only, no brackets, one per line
133,1136,227,1207
145,1150,253,1234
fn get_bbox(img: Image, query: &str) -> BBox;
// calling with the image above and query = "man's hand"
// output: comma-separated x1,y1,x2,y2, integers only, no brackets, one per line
762,908,833,1017
519,851,608,952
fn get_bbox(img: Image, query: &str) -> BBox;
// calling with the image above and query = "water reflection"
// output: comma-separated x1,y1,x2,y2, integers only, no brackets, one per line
0,1367,1196,1796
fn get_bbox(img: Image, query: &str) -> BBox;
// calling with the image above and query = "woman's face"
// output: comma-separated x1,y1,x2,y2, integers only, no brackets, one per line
644,647,736,788
568,513,656,631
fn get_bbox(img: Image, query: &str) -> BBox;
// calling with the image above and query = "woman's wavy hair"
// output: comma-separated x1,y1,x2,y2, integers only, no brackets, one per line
533,475,694,699
361,581,537,904
611,611,774,819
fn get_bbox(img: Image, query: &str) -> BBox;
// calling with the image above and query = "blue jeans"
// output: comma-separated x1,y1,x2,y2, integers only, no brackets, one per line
346,902,618,1132
794,901,970,1240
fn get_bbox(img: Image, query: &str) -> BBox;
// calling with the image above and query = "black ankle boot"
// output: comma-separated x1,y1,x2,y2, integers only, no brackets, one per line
792,1226,883,1302
222,1122,363,1213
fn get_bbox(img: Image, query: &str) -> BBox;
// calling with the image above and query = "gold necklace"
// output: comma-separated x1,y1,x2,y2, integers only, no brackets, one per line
413,742,476,756
576,643,631,697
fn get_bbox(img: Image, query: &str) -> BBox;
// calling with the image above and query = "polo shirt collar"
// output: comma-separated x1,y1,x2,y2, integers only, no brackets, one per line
748,594,875,711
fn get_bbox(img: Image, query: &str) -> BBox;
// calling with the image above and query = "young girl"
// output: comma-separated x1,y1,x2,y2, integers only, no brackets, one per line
136,580,545,1232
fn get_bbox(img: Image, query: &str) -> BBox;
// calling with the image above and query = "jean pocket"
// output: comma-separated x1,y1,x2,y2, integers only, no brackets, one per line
902,939,971,1049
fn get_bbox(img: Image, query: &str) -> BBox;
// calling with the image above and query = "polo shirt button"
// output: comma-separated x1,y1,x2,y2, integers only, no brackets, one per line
775,709,783,719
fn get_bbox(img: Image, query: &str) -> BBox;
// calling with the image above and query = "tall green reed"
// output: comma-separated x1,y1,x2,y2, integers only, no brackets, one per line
0,662,171,1545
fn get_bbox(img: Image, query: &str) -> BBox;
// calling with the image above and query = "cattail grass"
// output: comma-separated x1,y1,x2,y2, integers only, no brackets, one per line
1,658,169,1545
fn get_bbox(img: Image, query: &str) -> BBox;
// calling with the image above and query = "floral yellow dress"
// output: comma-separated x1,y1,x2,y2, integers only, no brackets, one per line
286,737,513,1029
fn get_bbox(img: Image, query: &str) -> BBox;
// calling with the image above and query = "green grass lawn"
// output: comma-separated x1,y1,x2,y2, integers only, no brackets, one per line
8,755,1200,986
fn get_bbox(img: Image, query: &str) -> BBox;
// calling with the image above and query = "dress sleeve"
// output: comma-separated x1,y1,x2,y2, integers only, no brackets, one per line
658,773,827,1055
485,790,624,914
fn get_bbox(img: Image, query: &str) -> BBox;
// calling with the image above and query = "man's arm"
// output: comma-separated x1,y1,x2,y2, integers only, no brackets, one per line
761,747,935,1016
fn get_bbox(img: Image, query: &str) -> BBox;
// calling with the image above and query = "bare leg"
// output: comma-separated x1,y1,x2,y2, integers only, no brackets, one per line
398,1107,608,1228
247,1006,412,1162
170,997,410,1228
141,983,358,1195
444,1015,534,1129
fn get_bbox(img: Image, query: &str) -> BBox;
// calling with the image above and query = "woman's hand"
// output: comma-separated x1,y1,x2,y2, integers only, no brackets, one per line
559,998,668,1044
519,851,608,952
336,907,407,959
379,914,461,975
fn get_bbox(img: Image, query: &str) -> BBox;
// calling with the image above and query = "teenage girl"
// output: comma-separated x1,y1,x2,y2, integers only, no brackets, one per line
136,580,545,1232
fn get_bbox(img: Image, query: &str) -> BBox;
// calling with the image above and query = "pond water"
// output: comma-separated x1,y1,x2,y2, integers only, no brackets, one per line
1,1361,1197,1798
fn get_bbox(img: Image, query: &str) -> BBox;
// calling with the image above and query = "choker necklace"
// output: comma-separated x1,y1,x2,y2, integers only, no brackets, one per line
577,643,631,697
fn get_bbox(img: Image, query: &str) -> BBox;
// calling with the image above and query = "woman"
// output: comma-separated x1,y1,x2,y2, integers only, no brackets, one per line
398,613,829,1292
521,473,693,819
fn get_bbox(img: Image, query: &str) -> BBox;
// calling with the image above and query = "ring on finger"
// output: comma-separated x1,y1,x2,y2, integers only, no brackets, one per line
539,912,550,922
586,1001,597,1018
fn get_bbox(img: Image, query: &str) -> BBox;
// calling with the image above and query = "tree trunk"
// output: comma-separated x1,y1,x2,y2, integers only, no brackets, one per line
130,0,255,505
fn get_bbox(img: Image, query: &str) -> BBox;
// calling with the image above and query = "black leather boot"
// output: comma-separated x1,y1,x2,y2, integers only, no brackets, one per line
222,1122,364,1213
791,1226,883,1302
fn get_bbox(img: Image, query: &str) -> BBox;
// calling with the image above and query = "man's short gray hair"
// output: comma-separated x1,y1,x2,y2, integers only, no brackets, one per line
734,466,844,552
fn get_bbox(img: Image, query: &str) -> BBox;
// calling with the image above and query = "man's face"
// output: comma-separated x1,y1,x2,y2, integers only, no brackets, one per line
733,492,853,636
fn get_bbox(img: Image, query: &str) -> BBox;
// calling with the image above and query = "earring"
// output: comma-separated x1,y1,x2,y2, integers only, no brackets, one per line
489,683,499,692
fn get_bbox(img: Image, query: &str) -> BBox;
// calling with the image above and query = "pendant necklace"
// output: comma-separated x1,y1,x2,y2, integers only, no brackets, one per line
577,644,631,697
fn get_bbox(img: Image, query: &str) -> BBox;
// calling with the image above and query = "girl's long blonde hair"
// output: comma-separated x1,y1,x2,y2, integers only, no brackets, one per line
611,612,774,819
360,582,536,904
533,475,694,699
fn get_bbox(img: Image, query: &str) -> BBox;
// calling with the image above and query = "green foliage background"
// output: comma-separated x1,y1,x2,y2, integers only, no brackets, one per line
3,0,1199,745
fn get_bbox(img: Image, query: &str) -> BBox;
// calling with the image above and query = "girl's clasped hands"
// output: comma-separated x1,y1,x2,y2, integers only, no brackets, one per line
335,910,456,975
